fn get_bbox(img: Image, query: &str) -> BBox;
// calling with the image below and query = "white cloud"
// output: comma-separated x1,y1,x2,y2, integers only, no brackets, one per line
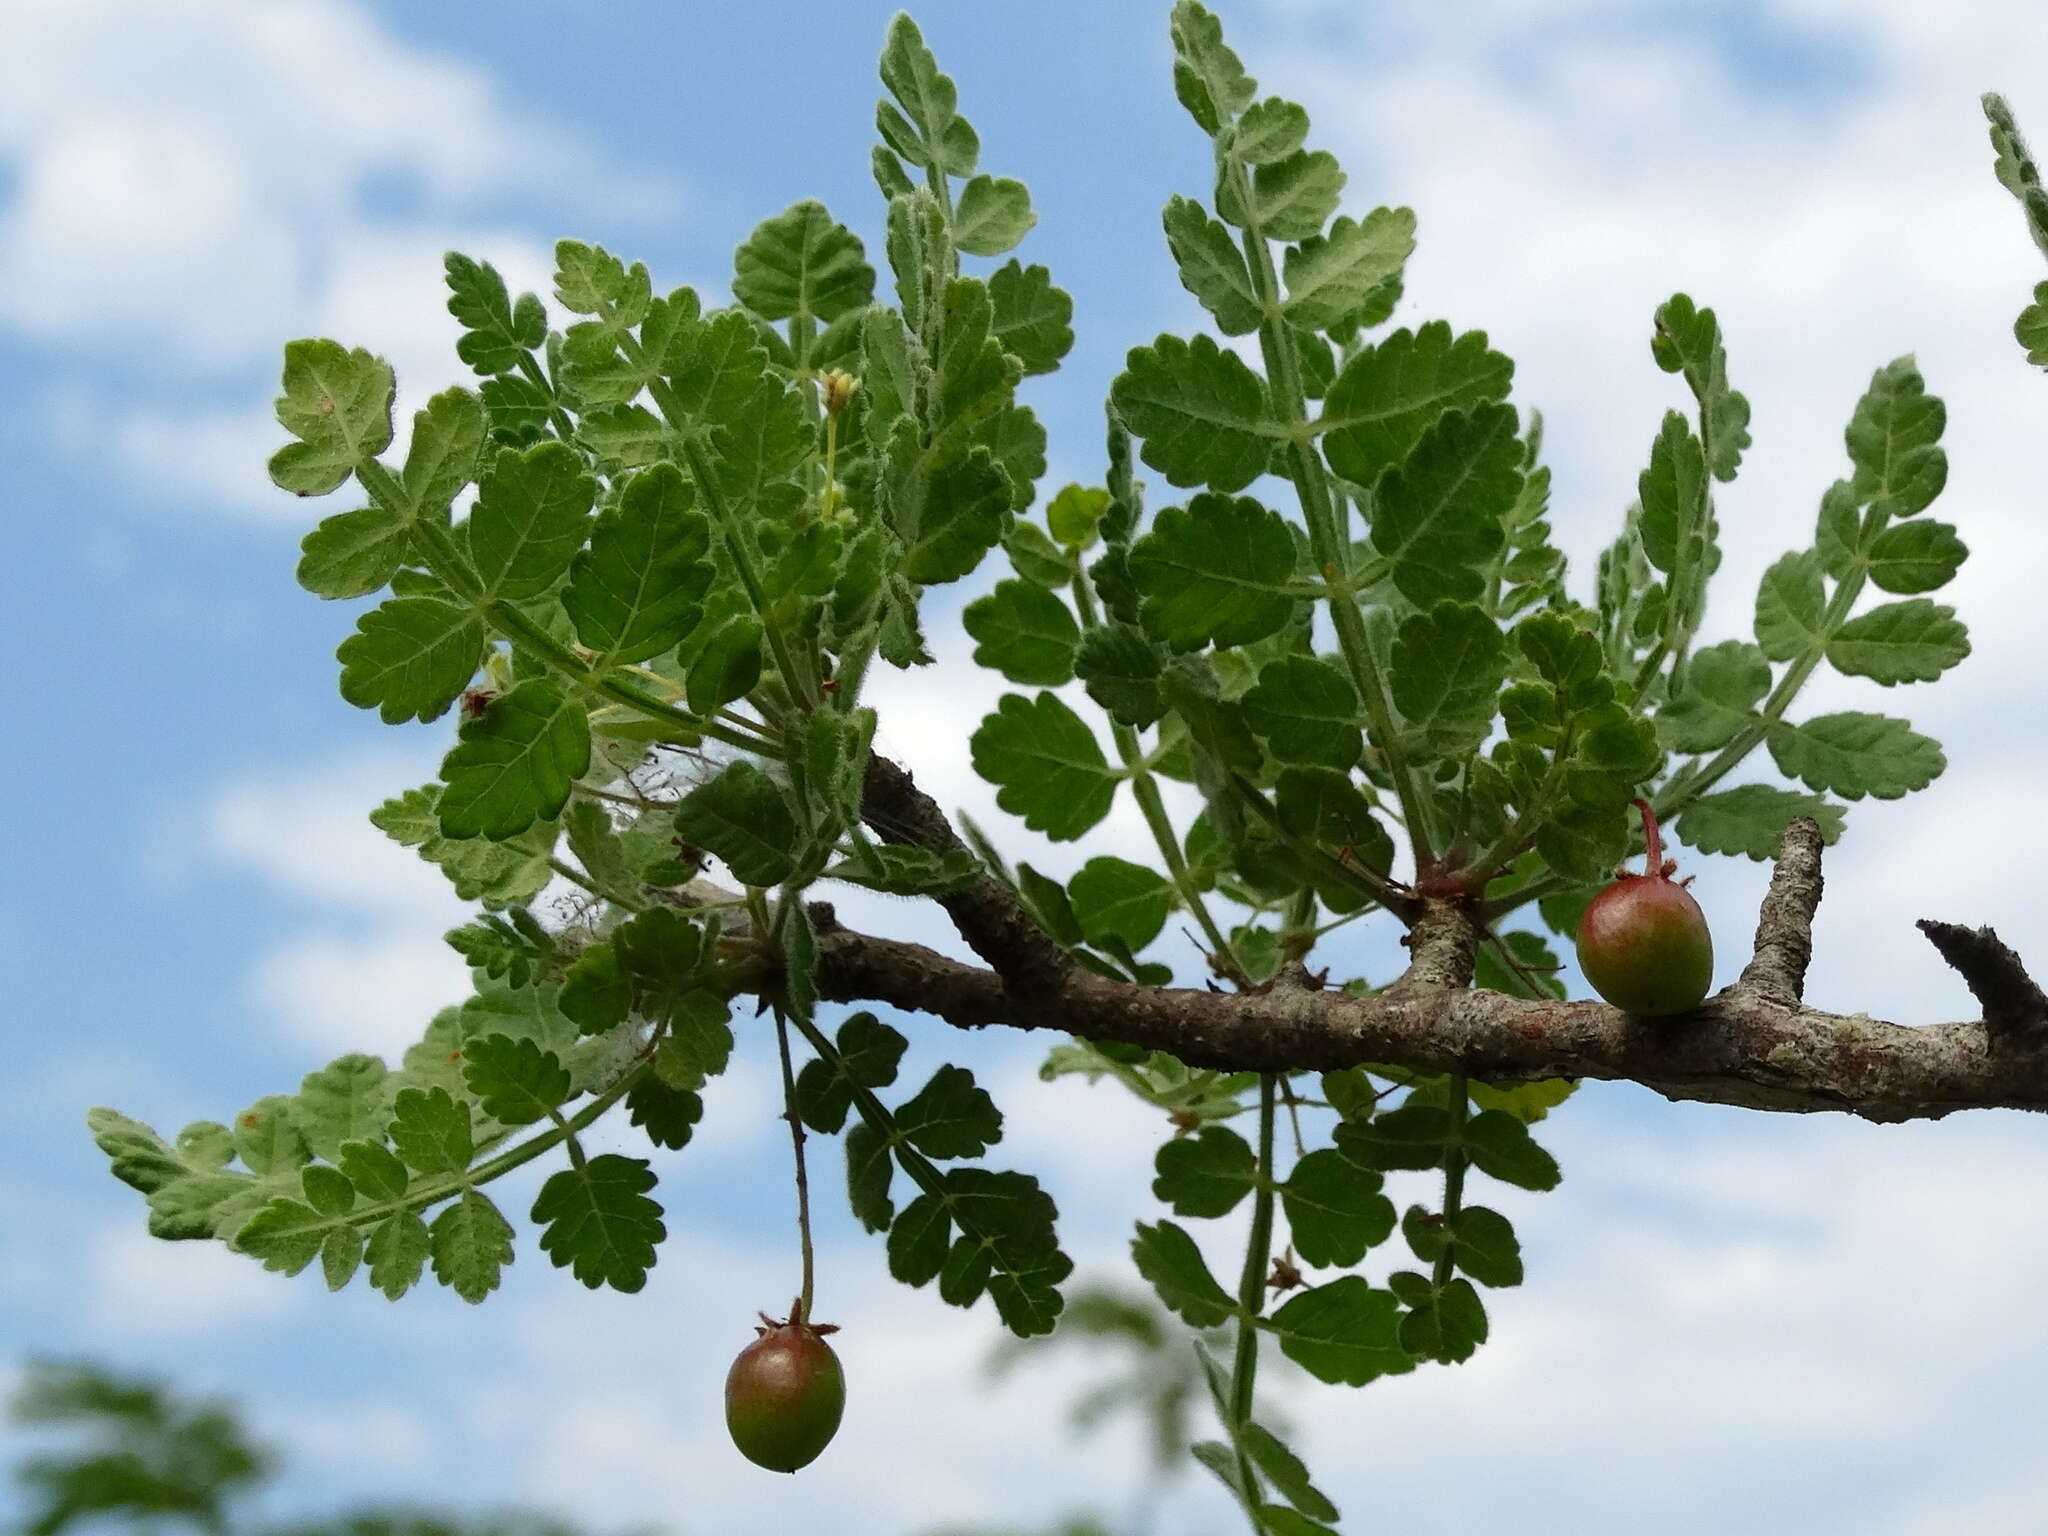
85,1222,305,1336
188,745,478,1056
0,0,664,520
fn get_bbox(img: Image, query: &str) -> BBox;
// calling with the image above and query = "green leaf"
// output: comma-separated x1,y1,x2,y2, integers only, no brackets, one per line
1274,766,1392,872
1129,493,1298,649
733,200,874,324
1321,321,1514,489
269,339,395,496
430,1190,514,1303
1152,1126,1257,1217
1650,293,1751,482
894,1065,1003,1159
1399,1276,1487,1363
2017,282,2048,366
532,1154,664,1294
1657,640,1769,753
233,1096,310,1177
436,680,590,840
1046,483,1110,549
373,785,557,910
1282,208,1416,333
1069,857,1175,952
233,1198,331,1277
1111,334,1278,493
962,579,1079,684
825,844,984,897
461,1034,572,1126
1767,713,1945,800
609,903,714,1004
673,761,799,886
1391,601,1505,757
1170,0,1255,134
1754,551,1826,663
988,260,1074,375
1826,599,1969,685
561,800,636,905
893,439,1013,586
1282,1148,1396,1268
1234,97,1309,162
301,1164,354,1218
845,1120,896,1232
1636,412,1709,623
1241,657,1361,769
626,1080,703,1150
295,1055,391,1162
878,13,979,176
336,1140,408,1203
955,174,1036,256
1244,1421,1340,1524
1075,623,1169,728
797,1013,907,1134
1846,356,1947,519
399,387,489,522
945,1167,1070,1336
445,252,546,376
575,404,667,466
366,1210,430,1300
1465,1074,1574,1122
1333,1104,1447,1172
1677,785,1844,860
297,505,411,600
1257,1507,1341,1536
1444,1204,1523,1288
1163,196,1261,336
324,1230,364,1298
562,464,713,665
336,597,487,724
888,1192,953,1287
1219,150,1345,242
1815,478,1862,580
464,442,596,601
684,615,764,715
1866,520,1967,595
387,1087,473,1177
1461,1109,1561,1191
553,241,652,328
482,374,552,445
1263,1276,1406,1385
1131,1220,1238,1328
970,692,1118,842
1368,403,1520,607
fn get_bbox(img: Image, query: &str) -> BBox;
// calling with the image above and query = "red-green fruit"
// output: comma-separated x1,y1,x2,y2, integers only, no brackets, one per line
1575,799,1713,1016
725,1314,845,1472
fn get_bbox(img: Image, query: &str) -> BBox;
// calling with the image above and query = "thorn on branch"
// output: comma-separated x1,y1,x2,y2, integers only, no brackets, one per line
1738,815,1824,1006
1916,919,2048,1049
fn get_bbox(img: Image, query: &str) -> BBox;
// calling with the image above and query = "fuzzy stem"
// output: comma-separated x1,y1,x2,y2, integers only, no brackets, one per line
1635,795,1663,874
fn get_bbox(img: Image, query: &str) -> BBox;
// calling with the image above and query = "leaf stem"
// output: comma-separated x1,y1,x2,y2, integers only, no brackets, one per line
1226,1071,1279,1535
1432,1076,1469,1294
774,1008,818,1322
1217,156,1436,873
1070,573,1244,981
385,494,781,758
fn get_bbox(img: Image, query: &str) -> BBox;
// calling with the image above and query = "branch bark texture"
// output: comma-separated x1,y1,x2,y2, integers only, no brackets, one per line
784,767,2048,1123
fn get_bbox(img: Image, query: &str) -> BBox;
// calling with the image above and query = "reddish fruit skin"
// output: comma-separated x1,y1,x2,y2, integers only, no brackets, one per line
1576,873,1713,1016
725,1323,845,1472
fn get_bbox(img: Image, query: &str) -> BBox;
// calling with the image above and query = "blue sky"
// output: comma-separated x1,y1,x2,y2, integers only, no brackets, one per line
7,1,2048,1533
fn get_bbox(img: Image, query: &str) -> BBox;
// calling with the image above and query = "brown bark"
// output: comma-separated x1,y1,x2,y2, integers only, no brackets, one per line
699,771,2048,1125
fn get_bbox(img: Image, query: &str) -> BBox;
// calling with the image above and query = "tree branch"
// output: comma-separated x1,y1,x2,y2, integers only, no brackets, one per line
773,779,2048,1122
1916,919,2048,1050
